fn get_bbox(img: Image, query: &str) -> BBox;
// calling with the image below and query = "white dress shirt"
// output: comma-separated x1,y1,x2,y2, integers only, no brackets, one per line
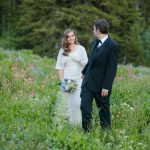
98,35,108,47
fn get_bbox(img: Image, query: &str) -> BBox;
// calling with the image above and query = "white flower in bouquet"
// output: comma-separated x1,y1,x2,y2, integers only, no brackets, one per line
61,78,77,93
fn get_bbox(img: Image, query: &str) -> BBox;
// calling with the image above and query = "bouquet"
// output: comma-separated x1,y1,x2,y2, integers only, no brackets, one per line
60,78,77,93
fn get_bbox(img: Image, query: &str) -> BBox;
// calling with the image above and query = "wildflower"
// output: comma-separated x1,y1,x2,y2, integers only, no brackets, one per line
122,103,130,107
119,130,125,134
130,107,135,111
122,103,128,106
137,143,143,146
30,91,36,98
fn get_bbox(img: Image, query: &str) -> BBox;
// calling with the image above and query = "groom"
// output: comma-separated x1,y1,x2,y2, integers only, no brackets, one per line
80,19,119,131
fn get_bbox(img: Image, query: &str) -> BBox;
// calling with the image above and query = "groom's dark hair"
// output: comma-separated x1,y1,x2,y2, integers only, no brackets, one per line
94,19,109,34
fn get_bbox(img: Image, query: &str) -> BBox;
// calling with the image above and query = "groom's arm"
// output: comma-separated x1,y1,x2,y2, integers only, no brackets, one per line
81,61,89,75
82,40,95,76
102,44,119,91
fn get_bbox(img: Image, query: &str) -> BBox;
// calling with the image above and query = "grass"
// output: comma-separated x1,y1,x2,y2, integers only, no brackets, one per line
0,48,150,150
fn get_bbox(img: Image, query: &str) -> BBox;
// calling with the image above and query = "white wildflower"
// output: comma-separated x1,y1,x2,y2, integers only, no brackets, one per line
130,107,135,111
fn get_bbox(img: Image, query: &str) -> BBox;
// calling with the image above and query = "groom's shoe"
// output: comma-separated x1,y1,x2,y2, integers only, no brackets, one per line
82,123,92,133
82,128,92,133
100,121,111,129
101,124,111,131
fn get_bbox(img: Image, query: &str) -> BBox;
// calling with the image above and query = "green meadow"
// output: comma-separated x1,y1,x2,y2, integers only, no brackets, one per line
0,48,149,150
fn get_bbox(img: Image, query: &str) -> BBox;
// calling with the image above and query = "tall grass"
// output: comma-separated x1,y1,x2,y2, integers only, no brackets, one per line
0,48,149,149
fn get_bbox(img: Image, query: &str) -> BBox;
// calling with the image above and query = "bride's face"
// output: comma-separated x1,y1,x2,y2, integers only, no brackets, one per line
67,32,76,45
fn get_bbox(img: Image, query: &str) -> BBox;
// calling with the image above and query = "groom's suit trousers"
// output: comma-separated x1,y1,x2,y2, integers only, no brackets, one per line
80,84,110,131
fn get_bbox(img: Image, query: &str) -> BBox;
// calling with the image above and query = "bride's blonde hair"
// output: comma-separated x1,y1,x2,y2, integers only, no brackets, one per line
62,29,78,56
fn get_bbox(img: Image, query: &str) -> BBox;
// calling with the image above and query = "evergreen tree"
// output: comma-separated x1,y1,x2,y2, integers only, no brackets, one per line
139,0,150,66
0,0,20,36
0,0,149,65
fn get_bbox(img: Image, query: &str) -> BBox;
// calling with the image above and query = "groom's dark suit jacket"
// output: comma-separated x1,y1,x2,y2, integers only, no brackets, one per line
81,37,119,94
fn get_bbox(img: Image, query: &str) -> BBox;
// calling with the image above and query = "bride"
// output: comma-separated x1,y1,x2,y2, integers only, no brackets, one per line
55,29,88,126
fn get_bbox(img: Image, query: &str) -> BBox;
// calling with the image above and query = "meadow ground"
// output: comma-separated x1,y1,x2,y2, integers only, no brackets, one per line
0,48,149,149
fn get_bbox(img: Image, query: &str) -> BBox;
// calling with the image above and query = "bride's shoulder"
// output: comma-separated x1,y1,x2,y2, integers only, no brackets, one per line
77,44,86,50
77,45,87,53
59,48,64,54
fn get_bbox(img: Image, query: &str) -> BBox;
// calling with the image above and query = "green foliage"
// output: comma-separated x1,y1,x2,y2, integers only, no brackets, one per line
139,0,150,27
0,0,150,64
142,28,150,66
15,0,57,57
0,0,148,65
0,0,20,36
0,49,150,149
0,49,57,149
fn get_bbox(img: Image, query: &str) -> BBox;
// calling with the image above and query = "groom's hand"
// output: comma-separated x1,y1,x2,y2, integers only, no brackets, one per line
101,89,109,97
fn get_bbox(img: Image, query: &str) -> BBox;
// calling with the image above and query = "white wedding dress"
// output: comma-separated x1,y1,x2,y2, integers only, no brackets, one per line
55,45,88,126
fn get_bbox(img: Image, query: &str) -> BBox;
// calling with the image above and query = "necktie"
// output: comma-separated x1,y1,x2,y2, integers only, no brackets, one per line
98,39,102,44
